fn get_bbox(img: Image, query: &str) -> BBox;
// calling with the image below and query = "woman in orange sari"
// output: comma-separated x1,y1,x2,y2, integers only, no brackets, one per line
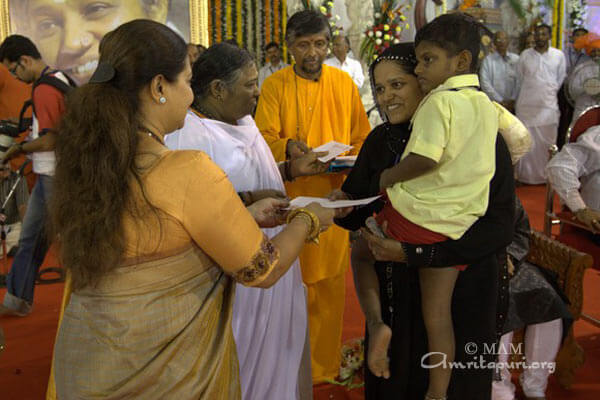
49,20,334,399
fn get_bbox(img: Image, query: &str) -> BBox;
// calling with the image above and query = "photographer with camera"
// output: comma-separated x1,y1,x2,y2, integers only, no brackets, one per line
0,35,73,317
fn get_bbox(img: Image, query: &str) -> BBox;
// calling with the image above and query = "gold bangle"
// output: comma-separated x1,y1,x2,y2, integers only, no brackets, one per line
286,208,321,244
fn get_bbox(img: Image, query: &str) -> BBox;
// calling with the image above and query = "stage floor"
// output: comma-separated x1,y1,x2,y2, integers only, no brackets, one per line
1,185,599,400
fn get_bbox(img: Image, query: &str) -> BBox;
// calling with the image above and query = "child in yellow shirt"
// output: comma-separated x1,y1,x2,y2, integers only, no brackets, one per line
376,13,504,400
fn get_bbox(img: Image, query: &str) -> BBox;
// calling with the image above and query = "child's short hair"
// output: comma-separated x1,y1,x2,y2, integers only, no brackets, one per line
414,12,491,73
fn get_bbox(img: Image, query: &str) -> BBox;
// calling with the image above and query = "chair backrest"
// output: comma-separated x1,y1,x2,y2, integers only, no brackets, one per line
567,105,600,143
527,230,592,319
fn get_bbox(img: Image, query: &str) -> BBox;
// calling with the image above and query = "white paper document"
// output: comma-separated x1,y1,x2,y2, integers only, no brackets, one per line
313,141,354,162
288,195,381,209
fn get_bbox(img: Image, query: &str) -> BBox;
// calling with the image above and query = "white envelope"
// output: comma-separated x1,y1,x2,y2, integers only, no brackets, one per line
312,141,354,162
288,195,381,209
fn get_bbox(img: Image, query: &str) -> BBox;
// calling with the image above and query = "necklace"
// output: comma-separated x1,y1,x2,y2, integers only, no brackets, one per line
385,123,409,162
293,67,319,139
140,126,164,145
193,103,219,121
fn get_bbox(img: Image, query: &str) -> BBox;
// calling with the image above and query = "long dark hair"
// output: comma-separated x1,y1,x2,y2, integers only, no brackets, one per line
50,19,187,290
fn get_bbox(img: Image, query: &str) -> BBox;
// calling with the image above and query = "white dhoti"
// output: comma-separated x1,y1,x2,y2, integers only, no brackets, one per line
515,47,566,185
516,124,558,184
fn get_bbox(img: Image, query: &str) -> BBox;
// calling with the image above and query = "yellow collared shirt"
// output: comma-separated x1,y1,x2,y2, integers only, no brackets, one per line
387,74,498,239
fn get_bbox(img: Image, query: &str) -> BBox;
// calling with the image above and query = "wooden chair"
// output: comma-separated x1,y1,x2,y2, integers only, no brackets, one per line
512,231,592,389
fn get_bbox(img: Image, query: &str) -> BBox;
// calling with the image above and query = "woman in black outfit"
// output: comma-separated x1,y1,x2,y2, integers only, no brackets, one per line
332,43,516,400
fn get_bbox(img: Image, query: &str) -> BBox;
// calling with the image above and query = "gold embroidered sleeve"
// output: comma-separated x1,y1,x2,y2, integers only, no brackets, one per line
233,234,280,286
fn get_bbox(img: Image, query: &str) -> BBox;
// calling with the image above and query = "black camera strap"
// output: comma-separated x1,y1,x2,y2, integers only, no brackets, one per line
17,68,76,133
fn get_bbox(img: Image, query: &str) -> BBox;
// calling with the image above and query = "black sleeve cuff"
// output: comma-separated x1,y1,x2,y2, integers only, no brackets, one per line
402,242,435,267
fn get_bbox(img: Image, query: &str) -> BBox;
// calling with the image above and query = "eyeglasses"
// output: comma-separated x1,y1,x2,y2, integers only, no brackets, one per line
9,61,22,76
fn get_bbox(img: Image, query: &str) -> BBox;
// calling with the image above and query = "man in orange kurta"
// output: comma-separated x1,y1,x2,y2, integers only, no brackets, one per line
255,10,370,383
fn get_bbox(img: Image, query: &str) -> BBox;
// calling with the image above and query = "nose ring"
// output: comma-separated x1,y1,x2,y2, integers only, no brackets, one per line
79,35,92,47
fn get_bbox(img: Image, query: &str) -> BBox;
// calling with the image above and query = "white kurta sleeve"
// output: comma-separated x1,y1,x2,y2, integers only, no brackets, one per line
546,128,600,211
557,52,567,86
351,60,365,88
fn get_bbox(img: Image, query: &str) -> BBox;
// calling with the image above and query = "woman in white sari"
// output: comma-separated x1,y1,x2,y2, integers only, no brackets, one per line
166,43,330,400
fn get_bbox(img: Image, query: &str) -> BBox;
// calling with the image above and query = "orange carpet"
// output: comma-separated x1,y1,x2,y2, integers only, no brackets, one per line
314,185,600,400
0,186,598,400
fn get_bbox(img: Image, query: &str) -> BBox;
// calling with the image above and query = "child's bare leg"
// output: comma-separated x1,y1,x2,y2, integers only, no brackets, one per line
367,321,392,379
419,267,459,399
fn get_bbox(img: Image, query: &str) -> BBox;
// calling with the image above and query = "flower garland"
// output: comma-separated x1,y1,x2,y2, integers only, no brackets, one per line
359,1,411,64
207,1,288,65
300,0,343,36
568,0,588,29
324,338,365,389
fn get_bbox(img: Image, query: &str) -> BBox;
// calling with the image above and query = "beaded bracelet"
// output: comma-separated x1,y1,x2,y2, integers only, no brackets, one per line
286,208,321,244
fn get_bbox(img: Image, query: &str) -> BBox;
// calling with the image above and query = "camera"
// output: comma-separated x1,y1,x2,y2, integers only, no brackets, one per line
0,120,21,137
0,116,32,159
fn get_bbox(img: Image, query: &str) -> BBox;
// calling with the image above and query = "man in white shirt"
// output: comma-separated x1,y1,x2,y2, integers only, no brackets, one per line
546,124,600,271
515,23,567,184
324,34,364,88
546,125,600,232
480,31,519,112
258,42,288,88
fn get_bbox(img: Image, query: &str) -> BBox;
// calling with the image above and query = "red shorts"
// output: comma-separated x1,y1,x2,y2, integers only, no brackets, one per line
376,197,467,271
